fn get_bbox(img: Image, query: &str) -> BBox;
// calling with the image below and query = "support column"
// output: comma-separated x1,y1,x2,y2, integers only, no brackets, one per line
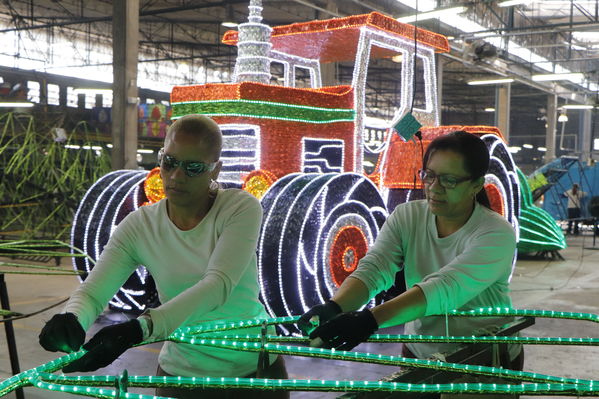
494,83,511,143
111,0,139,170
436,53,443,125
59,85,67,108
545,94,557,163
581,108,592,164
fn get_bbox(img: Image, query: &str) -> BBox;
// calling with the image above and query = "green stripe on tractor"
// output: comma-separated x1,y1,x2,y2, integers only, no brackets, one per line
172,100,355,124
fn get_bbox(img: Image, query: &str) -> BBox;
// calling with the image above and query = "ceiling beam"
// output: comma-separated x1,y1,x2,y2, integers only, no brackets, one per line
0,0,249,33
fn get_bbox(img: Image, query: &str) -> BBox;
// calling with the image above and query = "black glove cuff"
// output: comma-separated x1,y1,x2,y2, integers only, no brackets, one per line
365,309,379,329
125,319,144,345
326,300,342,314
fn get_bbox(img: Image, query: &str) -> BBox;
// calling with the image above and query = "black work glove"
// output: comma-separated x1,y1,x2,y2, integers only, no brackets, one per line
39,313,85,353
310,309,378,351
297,300,342,336
62,319,143,373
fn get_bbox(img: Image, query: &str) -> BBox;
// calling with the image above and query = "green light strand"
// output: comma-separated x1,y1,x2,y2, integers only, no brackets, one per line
449,308,599,323
194,333,599,346
32,373,599,396
169,336,595,387
28,374,171,399
177,316,298,335
0,239,96,264
4,309,599,397
0,351,83,396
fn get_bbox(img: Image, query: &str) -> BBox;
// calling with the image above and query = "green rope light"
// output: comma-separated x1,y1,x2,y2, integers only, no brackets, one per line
196,333,599,346
3,308,599,397
0,239,96,266
27,373,599,396
449,307,599,323
171,99,355,124
169,336,593,386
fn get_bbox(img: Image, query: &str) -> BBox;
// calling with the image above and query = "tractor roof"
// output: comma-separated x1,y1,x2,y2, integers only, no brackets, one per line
222,12,449,63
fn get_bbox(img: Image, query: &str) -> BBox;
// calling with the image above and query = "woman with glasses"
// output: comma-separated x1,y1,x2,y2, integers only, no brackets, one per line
39,115,289,399
299,131,523,377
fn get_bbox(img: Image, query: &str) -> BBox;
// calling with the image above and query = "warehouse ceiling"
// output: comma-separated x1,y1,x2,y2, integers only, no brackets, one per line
0,0,598,164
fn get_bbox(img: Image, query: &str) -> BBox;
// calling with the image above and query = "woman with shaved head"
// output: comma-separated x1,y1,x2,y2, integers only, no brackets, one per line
40,115,289,399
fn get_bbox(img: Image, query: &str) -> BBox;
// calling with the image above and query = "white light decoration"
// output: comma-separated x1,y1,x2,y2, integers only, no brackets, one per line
351,27,440,174
70,9,547,333
480,133,521,282
301,138,345,173
71,170,153,312
218,124,262,185
233,0,272,84
257,173,387,335
269,50,322,88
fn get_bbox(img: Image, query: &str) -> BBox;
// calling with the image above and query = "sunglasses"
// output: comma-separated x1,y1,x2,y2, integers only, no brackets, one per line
418,169,472,189
158,148,216,177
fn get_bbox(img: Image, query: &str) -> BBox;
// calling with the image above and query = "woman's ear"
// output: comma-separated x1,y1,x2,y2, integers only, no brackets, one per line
472,176,485,195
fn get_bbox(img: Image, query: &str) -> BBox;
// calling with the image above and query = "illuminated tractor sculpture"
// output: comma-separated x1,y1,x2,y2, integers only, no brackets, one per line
72,11,523,333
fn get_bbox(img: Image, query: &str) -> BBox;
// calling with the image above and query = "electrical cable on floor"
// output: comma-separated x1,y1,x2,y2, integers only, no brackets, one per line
512,233,592,292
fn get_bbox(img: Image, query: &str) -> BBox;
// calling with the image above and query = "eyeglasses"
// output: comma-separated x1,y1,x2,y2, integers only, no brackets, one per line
158,148,216,177
418,169,472,189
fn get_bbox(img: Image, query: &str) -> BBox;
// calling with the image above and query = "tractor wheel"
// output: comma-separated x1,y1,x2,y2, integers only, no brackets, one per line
258,173,387,335
71,170,158,313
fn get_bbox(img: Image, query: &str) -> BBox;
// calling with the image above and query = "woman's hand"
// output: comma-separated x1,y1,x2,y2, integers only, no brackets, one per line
297,300,342,336
309,309,378,351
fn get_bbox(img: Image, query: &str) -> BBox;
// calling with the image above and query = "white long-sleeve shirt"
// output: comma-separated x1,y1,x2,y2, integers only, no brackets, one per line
350,200,519,359
66,189,274,377
564,188,586,209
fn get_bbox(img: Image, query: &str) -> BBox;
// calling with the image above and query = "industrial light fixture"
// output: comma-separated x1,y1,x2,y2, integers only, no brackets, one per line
532,73,584,82
0,102,34,107
396,6,467,23
498,0,533,7
391,54,404,63
572,31,599,41
537,147,547,152
508,146,521,153
467,78,514,85
72,88,112,95
523,144,533,149
222,4,238,28
562,104,594,110
558,113,569,123
484,107,495,112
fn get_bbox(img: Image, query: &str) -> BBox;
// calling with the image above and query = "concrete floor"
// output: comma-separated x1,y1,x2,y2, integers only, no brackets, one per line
1,231,599,398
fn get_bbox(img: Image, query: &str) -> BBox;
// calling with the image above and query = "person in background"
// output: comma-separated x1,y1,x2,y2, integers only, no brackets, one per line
299,131,522,396
39,115,289,399
563,183,587,235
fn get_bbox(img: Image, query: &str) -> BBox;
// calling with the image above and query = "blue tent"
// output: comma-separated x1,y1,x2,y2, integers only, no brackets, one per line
541,160,599,220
